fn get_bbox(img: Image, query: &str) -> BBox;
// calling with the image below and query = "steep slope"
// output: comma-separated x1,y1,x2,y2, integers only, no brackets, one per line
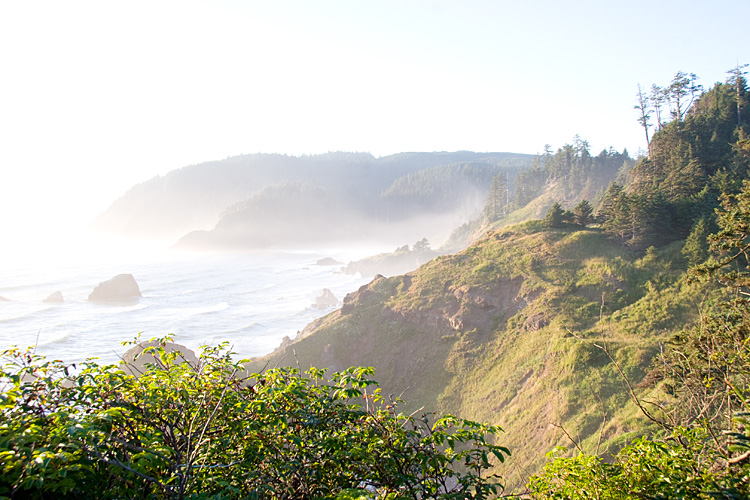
440,146,634,252
246,221,708,489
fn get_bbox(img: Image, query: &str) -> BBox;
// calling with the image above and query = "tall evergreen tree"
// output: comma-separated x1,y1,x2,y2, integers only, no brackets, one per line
483,173,508,222
727,62,749,125
667,71,696,122
635,84,652,153
651,84,667,131
682,217,710,267
598,183,631,242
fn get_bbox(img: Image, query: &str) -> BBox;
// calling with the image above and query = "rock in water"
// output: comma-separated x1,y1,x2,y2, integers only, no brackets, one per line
88,274,142,303
43,291,64,303
313,288,338,309
120,341,199,377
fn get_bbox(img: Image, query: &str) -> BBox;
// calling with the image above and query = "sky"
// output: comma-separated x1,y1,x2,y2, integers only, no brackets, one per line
0,0,748,253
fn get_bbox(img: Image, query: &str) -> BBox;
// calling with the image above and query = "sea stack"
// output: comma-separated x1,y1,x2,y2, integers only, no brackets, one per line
88,274,142,303
315,257,342,266
313,288,339,309
43,291,64,303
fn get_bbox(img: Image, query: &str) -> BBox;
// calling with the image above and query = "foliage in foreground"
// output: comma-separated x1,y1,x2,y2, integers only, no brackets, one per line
0,339,508,500
528,428,747,499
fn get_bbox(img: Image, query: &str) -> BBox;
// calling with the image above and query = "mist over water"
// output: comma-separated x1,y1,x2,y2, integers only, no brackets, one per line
1,151,513,366
1,232,376,365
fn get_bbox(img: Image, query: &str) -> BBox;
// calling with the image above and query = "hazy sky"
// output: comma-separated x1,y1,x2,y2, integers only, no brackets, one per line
1,0,748,249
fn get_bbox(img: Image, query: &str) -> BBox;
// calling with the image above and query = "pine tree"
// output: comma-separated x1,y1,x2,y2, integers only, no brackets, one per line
413,237,431,253
635,84,652,154
544,202,566,228
596,183,624,224
682,217,710,267
651,84,667,131
573,199,594,227
726,63,748,125
483,173,508,222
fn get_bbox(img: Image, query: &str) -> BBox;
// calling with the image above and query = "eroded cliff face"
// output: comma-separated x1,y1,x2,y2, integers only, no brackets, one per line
302,273,528,338
246,224,704,491
251,264,540,413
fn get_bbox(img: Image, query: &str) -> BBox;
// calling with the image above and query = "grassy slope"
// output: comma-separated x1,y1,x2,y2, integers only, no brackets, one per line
246,221,708,491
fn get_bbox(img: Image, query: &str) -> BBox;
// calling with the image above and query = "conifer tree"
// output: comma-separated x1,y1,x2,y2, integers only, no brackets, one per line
668,72,689,122
596,183,625,225
544,202,566,228
634,84,652,154
483,173,508,222
651,84,666,131
573,199,594,227
727,62,749,125
682,217,710,267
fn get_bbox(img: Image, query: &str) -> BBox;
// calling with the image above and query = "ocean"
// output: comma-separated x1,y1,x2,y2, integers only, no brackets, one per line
0,246,374,366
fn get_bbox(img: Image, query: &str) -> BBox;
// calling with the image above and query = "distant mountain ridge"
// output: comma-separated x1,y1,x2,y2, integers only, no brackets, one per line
92,151,533,247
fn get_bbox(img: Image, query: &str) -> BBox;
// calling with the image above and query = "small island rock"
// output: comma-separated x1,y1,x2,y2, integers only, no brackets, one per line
315,257,343,266
313,288,338,309
43,291,64,303
88,274,142,303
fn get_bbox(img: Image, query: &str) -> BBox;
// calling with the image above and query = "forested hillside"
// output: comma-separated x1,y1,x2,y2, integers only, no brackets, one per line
93,151,532,247
440,139,634,251
249,69,750,495
6,69,750,498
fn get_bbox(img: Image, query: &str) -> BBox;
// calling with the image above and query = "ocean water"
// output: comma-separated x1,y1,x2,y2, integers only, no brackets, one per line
0,247,374,366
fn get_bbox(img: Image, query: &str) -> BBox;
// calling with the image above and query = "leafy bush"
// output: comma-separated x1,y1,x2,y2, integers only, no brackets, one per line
0,338,508,499
528,428,732,499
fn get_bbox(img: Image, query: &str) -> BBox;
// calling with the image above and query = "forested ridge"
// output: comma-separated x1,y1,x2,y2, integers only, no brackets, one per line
247,69,750,496
93,151,532,248
4,69,750,498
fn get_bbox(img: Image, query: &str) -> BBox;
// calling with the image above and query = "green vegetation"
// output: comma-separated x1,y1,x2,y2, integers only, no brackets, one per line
8,68,750,498
0,339,507,499
528,179,750,499
248,68,750,496
250,221,707,490
524,68,750,497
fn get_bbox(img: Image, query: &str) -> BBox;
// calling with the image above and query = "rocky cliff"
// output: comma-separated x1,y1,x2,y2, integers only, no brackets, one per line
246,221,707,490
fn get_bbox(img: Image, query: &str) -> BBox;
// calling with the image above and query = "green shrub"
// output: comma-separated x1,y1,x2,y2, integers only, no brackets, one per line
528,428,739,499
0,337,508,499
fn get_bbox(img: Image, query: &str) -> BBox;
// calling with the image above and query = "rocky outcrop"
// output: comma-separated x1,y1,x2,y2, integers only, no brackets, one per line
120,341,199,377
368,276,526,336
340,275,386,314
291,272,528,359
443,279,525,333
313,289,339,309
344,251,439,278
43,291,64,303
88,274,142,303
523,312,549,332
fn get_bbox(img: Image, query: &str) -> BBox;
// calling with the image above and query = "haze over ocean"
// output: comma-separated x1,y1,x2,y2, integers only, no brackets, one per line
0,247,373,364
